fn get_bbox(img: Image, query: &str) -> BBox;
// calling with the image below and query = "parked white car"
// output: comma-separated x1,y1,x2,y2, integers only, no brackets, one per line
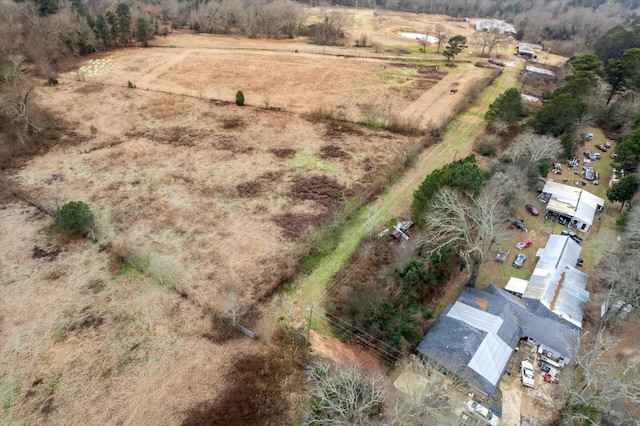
466,400,500,425
521,359,535,388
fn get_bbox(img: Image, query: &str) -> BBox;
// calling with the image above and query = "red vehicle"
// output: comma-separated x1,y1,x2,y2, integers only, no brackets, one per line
516,238,533,250
526,204,539,216
595,144,607,152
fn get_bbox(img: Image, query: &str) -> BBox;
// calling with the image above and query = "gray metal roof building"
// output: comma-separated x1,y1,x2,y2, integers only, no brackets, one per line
417,235,589,395
417,234,590,395
486,286,580,361
475,19,516,34
416,286,521,395
416,284,581,395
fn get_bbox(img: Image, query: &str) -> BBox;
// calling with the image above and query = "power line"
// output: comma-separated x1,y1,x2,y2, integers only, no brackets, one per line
322,308,405,358
321,232,387,300
323,310,404,361
318,312,400,363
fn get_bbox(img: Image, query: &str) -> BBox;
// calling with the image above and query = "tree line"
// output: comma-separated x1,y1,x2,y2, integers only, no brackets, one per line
298,0,639,54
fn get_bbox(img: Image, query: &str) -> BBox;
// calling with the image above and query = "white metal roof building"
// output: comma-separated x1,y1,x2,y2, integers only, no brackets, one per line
540,181,604,232
522,235,589,328
475,19,516,34
525,65,556,77
505,277,529,296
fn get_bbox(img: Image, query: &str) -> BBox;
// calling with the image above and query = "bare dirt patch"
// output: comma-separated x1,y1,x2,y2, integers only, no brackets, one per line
319,144,351,159
324,121,364,139
32,245,61,261
271,148,297,158
289,175,349,209
273,212,327,240
310,331,385,374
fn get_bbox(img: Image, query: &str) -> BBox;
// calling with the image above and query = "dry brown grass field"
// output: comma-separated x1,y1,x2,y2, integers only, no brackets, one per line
1,10,511,424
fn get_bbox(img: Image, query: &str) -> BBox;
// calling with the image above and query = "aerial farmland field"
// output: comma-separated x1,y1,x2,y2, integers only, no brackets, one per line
0,10,503,424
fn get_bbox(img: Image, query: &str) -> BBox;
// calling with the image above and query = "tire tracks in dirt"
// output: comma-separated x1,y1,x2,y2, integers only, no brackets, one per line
400,71,465,127
137,49,193,88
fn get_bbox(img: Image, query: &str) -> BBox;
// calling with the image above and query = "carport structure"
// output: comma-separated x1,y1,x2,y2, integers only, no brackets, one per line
539,181,604,232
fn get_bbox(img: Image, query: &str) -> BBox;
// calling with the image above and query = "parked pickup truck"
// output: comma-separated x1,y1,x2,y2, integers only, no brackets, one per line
496,249,509,263
521,359,535,388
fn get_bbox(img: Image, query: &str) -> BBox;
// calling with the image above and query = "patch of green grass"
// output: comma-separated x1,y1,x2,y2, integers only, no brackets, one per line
52,328,66,343
119,341,141,370
374,67,418,88
287,153,337,175
120,262,141,276
44,374,61,396
1,375,21,415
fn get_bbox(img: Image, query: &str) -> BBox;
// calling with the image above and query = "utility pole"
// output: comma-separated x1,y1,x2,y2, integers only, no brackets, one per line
544,48,551,65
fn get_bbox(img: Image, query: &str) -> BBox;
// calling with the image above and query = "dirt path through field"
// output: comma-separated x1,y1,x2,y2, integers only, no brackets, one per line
267,62,522,336
137,48,192,87
400,70,479,128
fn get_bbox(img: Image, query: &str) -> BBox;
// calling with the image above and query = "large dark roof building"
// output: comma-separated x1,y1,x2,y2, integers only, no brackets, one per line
416,236,586,395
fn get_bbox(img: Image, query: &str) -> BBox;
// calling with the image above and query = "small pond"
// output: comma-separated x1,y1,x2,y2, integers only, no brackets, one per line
397,32,439,43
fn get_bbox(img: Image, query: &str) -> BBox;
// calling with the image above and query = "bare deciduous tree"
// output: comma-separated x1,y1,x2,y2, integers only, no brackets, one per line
596,208,640,324
503,131,562,164
306,360,384,425
417,184,509,272
490,167,529,211
433,24,447,53
502,138,529,165
558,334,640,424
475,28,506,57
311,11,352,46
221,285,246,327
2,85,42,145
418,32,430,53
490,117,509,135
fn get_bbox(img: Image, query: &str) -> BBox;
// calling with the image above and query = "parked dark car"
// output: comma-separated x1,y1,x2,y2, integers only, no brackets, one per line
525,204,539,216
513,253,527,268
584,151,601,160
595,144,607,152
561,230,583,245
511,219,527,232
577,257,584,267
